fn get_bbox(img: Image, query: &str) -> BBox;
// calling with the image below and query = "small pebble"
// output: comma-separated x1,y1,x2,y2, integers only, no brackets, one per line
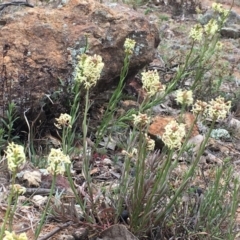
102,158,113,166
58,235,75,240
72,227,89,240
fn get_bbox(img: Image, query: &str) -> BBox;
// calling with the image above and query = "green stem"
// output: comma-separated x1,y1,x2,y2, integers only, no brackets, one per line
82,90,89,161
168,42,195,92
62,126,67,153
155,120,215,223
179,104,186,123
0,171,16,238
63,82,81,155
96,53,131,144
8,193,19,232
65,164,93,222
82,90,94,212
35,171,57,239
130,130,146,228
177,113,199,159
115,128,138,223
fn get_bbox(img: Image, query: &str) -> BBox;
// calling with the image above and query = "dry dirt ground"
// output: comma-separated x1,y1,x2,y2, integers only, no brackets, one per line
1,0,240,239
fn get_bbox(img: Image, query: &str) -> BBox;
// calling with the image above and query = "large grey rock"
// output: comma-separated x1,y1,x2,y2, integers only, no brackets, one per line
199,10,240,26
221,24,240,39
199,10,240,39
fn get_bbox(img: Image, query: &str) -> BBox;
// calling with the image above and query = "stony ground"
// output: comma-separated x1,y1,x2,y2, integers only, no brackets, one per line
144,1,240,238
1,0,240,239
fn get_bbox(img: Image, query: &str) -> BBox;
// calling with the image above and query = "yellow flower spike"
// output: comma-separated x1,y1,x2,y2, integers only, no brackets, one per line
47,148,71,175
215,41,223,51
162,120,186,149
3,231,28,240
212,3,229,20
189,24,203,42
145,134,155,151
12,184,26,195
141,70,166,97
75,54,104,89
207,96,231,120
195,6,202,14
192,100,208,115
132,112,151,127
204,19,219,36
55,113,72,129
212,3,224,14
176,89,193,106
5,143,26,172
124,38,136,55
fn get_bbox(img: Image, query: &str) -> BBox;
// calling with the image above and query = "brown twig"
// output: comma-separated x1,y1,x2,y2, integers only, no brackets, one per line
38,221,72,240
0,1,34,11
24,188,56,196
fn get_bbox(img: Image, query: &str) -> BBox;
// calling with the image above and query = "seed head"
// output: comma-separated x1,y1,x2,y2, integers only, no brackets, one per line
122,148,138,158
55,113,72,129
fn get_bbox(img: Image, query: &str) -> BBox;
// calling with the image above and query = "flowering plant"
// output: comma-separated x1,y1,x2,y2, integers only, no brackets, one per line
47,148,71,175
5,143,26,172
176,90,193,106
141,70,166,97
75,54,104,89
3,231,28,240
55,113,72,129
162,120,186,149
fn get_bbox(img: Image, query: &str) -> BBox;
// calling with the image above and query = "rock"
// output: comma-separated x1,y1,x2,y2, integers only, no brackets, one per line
220,25,240,39
102,158,113,166
187,134,204,153
58,235,75,240
99,224,139,240
229,118,240,139
224,10,240,26
205,152,223,165
235,101,240,118
199,10,240,38
148,113,199,149
148,115,175,149
167,0,200,16
0,0,159,116
32,195,48,207
199,10,240,26
72,227,89,240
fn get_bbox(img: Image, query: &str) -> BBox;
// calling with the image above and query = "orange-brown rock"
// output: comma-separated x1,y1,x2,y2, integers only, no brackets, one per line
148,113,199,149
0,0,159,116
